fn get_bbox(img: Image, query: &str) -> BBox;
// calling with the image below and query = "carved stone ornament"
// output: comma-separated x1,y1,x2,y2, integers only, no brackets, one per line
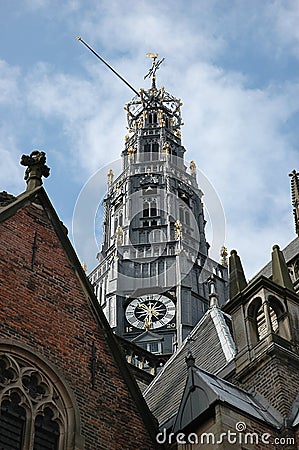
20,150,50,191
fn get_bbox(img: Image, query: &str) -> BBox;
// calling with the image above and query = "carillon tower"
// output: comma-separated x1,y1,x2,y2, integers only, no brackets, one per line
89,54,228,355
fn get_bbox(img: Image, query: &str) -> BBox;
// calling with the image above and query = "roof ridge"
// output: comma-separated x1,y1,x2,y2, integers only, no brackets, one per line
209,305,236,362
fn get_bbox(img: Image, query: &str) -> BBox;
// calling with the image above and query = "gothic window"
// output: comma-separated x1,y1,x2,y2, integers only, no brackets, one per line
33,408,60,450
0,392,26,450
0,349,80,450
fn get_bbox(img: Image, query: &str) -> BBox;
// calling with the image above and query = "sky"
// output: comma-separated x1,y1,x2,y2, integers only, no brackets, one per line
1,0,299,279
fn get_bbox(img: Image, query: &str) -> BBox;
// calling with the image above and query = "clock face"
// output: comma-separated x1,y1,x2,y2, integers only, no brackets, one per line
125,294,176,330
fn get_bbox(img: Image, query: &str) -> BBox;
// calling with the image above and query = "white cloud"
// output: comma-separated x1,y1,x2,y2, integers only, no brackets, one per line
0,60,20,106
270,0,299,59
1,0,298,276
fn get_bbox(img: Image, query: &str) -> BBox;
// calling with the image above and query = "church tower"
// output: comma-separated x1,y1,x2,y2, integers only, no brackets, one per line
224,246,299,419
89,55,228,355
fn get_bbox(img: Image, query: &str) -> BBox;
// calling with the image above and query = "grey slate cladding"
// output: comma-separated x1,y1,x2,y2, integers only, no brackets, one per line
143,306,233,427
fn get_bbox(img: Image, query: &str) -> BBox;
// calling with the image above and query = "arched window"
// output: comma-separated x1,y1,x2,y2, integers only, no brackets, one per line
143,200,157,217
256,304,278,340
150,200,157,217
0,391,26,449
34,407,60,450
247,296,290,345
0,346,82,450
143,202,149,217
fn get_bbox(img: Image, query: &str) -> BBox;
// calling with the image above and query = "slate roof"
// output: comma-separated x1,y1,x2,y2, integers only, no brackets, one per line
143,304,235,427
254,237,299,280
173,364,282,432
293,411,299,427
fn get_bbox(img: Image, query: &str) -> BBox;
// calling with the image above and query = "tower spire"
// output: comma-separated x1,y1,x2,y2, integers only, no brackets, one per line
289,169,299,236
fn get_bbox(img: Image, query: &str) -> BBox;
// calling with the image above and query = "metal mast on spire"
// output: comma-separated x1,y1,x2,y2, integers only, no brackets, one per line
77,36,140,97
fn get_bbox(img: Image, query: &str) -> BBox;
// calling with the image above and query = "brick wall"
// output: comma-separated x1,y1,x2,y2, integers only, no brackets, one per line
234,355,298,419
0,197,158,450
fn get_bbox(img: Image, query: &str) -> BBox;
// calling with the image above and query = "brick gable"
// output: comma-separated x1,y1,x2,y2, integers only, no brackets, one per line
0,188,160,450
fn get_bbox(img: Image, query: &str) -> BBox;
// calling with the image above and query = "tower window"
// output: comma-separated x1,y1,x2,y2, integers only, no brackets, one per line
151,200,157,217
143,144,151,161
143,200,157,217
143,202,149,217
142,143,159,161
152,143,159,160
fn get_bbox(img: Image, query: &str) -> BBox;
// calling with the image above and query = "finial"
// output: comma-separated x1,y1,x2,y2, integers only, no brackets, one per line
81,261,87,272
20,150,50,191
144,53,165,89
289,169,299,236
115,225,123,245
220,245,228,266
163,142,170,156
107,169,114,184
189,160,197,176
127,146,135,160
185,350,195,369
271,244,294,291
174,219,183,240
229,249,247,299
